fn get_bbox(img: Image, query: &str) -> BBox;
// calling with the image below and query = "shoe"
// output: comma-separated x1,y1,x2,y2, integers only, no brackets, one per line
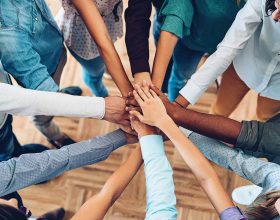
38,208,65,220
232,185,263,206
48,134,76,149
103,72,112,80
60,86,82,96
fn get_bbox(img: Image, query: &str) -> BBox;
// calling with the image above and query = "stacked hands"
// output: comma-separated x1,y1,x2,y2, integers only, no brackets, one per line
103,80,175,141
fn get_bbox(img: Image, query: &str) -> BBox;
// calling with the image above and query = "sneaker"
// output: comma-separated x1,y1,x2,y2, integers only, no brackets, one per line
60,86,82,96
48,134,76,149
232,185,263,206
38,208,65,220
103,72,112,80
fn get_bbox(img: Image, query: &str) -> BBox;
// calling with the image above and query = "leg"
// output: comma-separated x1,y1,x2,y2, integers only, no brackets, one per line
255,95,280,121
153,12,173,93
211,64,250,116
70,50,108,97
168,42,204,101
31,48,75,146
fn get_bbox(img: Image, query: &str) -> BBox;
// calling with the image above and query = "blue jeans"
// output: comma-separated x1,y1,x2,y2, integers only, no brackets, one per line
153,13,204,101
70,50,108,97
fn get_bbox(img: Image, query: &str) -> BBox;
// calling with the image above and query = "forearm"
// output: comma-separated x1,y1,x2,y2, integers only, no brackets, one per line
125,0,151,75
159,119,233,213
152,31,178,89
140,135,177,219
188,132,280,193
71,0,133,96
170,106,242,145
0,129,127,196
73,147,142,220
100,147,142,204
0,83,105,119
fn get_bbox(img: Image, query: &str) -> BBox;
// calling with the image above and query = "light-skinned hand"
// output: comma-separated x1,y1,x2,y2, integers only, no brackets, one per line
104,96,130,126
129,84,171,128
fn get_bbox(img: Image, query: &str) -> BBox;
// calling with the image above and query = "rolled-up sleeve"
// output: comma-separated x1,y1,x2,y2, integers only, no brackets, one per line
236,120,280,156
159,0,193,39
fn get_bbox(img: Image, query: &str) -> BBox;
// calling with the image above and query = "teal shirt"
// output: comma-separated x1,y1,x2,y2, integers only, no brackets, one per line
140,135,177,220
159,0,246,53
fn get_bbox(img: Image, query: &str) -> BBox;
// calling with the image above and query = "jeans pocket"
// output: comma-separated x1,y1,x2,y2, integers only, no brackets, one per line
0,0,20,28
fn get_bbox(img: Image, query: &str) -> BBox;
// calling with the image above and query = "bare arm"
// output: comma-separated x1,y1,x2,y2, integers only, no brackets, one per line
159,119,234,214
152,31,178,89
152,86,241,145
71,0,133,97
127,85,241,145
130,85,234,214
71,147,143,220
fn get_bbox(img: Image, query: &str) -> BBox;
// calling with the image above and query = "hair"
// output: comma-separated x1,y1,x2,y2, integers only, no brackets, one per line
245,190,280,220
265,0,277,15
0,204,27,220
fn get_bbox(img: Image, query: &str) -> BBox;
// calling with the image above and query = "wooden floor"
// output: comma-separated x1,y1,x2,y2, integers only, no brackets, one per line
13,1,258,219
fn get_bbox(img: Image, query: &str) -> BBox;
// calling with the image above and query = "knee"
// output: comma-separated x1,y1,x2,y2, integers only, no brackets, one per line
210,102,232,117
255,108,275,122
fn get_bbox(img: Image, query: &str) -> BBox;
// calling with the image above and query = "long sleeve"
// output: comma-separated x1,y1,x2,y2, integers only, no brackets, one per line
140,135,177,220
125,0,152,74
179,0,263,104
184,131,280,194
0,129,126,197
236,115,280,156
0,83,105,119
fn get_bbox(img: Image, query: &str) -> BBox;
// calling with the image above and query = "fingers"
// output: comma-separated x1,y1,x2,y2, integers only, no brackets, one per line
134,85,148,101
126,97,139,107
129,110,144,122
133,90,145,106
149,84,162,96
149,89,158,99
125,106,142,113
143,87,153,99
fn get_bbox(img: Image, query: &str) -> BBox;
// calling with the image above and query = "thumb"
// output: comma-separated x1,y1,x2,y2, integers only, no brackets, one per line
149,84,162,96
129,110,144,122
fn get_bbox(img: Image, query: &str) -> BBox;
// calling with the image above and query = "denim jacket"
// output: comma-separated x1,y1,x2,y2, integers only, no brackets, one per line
0,0,63,91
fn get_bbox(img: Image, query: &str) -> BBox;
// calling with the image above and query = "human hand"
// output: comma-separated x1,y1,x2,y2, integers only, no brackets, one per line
149,84,181,117
129,84,171,128
134,72,152,87
276,198,280,215
174,95,190,108
130,117,158,138
104,96,130,126
126,80,151,107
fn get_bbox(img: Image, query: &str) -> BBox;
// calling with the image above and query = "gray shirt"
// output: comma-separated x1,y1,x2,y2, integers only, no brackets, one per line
0,129,127,197
237,113,280,161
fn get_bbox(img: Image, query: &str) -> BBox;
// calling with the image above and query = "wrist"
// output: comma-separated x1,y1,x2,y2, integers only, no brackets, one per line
175,95,189,108
134,72,151,85
156,115,173,131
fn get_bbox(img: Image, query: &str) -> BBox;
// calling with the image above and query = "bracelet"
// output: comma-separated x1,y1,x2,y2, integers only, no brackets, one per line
174,100,186,108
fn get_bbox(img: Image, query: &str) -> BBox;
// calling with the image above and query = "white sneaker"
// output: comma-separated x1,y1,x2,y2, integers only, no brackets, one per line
103,72,112,80
232,185,263,206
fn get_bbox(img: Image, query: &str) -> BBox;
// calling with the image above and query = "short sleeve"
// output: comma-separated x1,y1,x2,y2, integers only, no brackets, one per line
158,0,193,39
